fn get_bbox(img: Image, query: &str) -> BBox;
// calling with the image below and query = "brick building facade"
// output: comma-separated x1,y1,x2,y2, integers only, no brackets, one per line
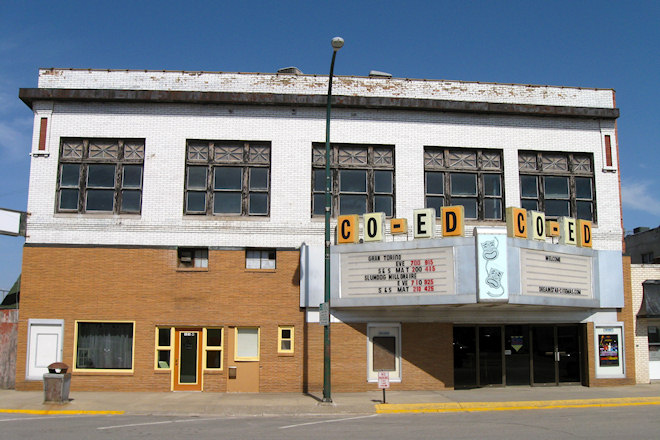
630,263,660,383
15,68,632,392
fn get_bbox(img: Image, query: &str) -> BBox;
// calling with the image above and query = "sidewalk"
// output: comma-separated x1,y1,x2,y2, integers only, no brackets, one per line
2,384,660,417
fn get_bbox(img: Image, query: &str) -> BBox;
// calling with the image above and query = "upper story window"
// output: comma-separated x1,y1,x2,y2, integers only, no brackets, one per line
424,147,503,220
177,247,208,270
246,249,276,269
312,143,394,217
57,138,144,214
185,140,270,216
519,151,595,222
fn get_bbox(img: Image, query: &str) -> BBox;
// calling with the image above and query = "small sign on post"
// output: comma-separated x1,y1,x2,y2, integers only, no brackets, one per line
319,302,329,326
378,370,390,403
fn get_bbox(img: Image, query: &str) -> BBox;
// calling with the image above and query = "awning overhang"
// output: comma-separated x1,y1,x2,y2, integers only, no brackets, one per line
638,280,660,318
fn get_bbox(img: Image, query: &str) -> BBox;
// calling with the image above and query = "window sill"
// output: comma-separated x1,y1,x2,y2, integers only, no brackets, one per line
176,267,209,272
203,369,224,374
154,369,172,373
183,215,270,222
244,269,277,273
311,216,394,222
72,370,134,375
438,219,506,226
278,352,295,357
54,212,142,219
31,151,50,157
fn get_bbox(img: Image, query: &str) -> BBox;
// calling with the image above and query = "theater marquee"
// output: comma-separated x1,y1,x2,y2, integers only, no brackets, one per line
339,247,454,297
520,248,593,299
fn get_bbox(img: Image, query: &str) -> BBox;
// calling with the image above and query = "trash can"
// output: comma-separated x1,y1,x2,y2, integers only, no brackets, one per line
43,362,71,403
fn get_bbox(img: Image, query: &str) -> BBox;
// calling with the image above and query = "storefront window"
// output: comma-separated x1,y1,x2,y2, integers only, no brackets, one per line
75,322,134,370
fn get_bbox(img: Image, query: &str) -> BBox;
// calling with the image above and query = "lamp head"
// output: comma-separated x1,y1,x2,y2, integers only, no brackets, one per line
331,37,344,51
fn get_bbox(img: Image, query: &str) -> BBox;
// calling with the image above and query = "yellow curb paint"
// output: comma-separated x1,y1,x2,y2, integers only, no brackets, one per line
0,409,124,415
375,397,660,414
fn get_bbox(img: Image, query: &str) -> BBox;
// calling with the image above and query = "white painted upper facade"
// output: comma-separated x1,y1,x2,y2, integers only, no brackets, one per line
37,68,616,108
24,69,622,251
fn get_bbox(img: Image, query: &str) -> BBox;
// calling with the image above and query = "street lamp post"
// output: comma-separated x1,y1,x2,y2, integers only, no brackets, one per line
323,36,344,403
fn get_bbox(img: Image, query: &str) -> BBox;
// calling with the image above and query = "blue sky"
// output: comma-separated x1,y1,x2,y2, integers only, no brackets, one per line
1,1,659,290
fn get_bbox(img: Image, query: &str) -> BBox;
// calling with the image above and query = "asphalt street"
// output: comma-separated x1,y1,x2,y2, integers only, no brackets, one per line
2,405,660,440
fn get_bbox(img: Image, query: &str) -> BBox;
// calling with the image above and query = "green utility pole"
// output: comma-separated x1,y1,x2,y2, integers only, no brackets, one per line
323,36,344,403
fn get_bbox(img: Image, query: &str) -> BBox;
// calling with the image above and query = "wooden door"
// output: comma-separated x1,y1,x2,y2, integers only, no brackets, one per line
226,327,260,392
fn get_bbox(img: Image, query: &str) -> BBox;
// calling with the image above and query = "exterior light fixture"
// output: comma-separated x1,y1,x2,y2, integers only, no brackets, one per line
323,36,344,403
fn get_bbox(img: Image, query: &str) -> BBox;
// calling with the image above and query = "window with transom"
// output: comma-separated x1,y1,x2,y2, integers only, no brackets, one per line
312,143,394,217
518,152,595,221
185,140,270,216
424,148,503,220
57,138,144,214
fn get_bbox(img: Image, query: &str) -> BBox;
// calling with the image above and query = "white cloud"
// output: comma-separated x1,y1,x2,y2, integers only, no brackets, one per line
622,180,660,216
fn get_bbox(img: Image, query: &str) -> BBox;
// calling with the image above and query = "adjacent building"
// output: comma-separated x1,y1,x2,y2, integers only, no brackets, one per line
625,226,660,264
15,68,632,392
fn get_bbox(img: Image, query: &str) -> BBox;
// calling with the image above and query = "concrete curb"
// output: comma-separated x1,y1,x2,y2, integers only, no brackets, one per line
0,409,124,415
375,397,660,414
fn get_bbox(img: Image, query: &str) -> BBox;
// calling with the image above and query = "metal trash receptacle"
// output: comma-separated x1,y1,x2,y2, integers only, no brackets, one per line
43,362,71,403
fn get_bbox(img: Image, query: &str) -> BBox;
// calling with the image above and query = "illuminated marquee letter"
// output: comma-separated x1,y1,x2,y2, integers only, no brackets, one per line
413,208,436,239
528,211,545,241
559,217,577,246
546,220,560,237
441,206,464,237
336,215,360,244
390,218,408,235
577,219,592,248
506,207,528,239
363,212,385,242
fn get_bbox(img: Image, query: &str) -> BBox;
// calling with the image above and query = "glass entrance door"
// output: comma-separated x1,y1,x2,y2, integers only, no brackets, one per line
532,326,557,385
505,325,530,385
479,327,503,386
532,325,582,385
174,329,202,391
453,326,503,388
453,327,477,389
557,325,581,383
453,324,582,388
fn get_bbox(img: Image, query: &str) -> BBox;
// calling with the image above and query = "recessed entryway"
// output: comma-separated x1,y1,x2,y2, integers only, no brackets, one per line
454,324,584,388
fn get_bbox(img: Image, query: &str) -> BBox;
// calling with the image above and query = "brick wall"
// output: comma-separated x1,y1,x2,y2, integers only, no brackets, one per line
0,309,18,389
15,246,304,392
305,322,453,393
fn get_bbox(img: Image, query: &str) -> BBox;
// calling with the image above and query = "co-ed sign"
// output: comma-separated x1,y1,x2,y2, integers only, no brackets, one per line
335,205,592,248
336,206,465,244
